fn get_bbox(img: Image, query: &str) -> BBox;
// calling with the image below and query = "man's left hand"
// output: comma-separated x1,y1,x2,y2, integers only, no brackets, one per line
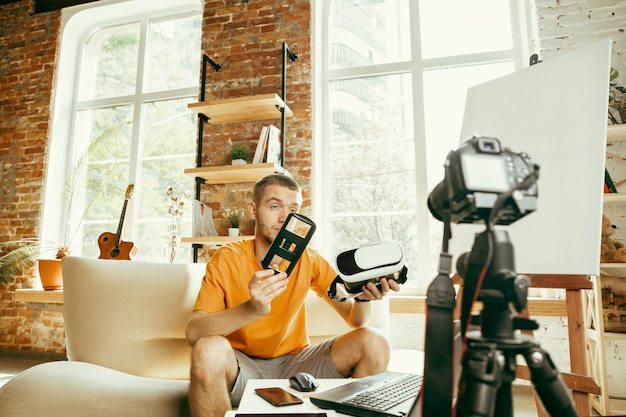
358,277,401,302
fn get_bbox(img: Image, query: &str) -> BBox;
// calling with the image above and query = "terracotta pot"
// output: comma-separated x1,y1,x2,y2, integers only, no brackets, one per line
38,259,63,290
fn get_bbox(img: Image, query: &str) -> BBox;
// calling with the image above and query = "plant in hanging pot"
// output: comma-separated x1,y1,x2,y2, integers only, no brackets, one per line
0,128,119,289
230,145,250,165
222,208,245,237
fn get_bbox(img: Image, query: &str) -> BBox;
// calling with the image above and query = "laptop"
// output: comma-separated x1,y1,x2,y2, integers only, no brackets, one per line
309,370,422,417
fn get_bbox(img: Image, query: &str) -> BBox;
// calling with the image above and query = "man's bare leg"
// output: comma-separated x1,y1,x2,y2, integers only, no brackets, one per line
189,335,239,417
330,327,390,377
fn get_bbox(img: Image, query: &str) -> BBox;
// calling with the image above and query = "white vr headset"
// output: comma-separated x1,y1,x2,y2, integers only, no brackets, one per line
327,240,408,302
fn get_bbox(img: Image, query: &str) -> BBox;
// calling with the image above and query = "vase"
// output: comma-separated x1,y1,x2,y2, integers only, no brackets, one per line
231,159,247,165
38,259,63,290
228,228,240,237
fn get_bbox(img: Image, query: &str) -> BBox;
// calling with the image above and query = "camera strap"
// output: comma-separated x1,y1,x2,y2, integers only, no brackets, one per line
422,218,457,417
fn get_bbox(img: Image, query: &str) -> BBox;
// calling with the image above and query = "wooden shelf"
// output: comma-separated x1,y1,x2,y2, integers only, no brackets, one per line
184,162,289,184
607,124,626,143
603,192,626,203
188,93,293,125
14,289,64,304
600,263,626,278
181,235,254,246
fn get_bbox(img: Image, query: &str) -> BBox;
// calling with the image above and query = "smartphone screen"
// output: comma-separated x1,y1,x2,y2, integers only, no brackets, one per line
255,387,303,407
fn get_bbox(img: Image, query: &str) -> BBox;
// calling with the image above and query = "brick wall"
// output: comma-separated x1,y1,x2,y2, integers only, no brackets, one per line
198,0,313,241
0,0,63,356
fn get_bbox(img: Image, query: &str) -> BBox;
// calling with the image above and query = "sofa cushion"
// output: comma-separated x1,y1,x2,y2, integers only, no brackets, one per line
0,361,190,417
62,257,206,380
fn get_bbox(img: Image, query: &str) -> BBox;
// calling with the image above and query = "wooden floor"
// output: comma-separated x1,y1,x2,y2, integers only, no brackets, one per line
1,355,625,416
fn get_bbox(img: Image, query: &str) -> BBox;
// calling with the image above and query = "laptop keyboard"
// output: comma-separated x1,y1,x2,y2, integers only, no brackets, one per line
343,373,423,412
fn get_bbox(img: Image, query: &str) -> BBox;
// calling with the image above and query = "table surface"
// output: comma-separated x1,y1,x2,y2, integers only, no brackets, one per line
234,378,350,415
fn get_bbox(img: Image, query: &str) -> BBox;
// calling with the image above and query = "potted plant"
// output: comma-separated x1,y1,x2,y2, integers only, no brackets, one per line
0,128,118,289
609,67,626,125
230,145,250,165
222,208,245,236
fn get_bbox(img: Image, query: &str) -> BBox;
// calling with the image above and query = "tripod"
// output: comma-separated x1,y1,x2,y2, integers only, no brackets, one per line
455,228,579,417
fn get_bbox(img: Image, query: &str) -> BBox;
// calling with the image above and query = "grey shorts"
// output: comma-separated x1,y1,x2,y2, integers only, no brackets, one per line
229,338,344,407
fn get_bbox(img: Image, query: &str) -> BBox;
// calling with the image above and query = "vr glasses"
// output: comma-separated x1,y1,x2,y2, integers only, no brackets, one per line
327,240,408,302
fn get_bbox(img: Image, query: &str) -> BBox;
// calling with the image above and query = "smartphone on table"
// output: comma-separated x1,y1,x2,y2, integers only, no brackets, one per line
255,387,303,407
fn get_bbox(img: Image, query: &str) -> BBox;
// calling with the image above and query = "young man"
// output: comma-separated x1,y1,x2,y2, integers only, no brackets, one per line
185,174,401,417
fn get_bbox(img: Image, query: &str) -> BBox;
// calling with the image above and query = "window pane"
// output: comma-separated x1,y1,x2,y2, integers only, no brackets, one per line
79,23,140,100
137,98,195,263
329,73,419,287
69,106,133,256
423,62,515,192
145,14,202,93
419,0,513,59
142,98,197,158
329,0,411,69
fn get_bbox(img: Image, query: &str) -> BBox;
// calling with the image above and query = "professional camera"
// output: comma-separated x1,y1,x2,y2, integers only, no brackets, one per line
427,136,539,225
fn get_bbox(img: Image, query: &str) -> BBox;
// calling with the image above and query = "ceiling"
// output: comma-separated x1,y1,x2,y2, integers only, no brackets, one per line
0,0,98,14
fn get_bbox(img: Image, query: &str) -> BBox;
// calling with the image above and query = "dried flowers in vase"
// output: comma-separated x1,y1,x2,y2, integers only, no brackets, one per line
165,186,191,263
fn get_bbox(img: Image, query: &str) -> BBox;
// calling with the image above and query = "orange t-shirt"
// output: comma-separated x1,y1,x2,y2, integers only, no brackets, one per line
193,239,338,358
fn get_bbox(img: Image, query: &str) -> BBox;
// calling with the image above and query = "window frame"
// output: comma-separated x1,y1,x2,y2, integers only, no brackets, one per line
314,0,531,295
40,0,202,259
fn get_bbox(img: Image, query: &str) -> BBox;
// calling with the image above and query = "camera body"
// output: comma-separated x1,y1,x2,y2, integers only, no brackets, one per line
428,136,538,225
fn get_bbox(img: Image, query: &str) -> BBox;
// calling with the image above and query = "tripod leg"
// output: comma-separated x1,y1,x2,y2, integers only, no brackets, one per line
522,346,579,417
457,343,508,417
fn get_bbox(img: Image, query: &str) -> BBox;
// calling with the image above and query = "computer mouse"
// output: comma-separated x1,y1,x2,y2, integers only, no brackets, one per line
289,372,319,392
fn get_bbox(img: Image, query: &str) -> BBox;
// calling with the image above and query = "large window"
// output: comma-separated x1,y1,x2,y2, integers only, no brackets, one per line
41,1,201,263
321,0,527,293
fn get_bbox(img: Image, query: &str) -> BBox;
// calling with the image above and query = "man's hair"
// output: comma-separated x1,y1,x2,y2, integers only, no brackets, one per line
253,174,301,205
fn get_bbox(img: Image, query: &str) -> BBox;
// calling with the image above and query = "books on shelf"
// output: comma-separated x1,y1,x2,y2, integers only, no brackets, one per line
266,125,282,165
193,199,218,237
252,125,282,165
252,126,269,164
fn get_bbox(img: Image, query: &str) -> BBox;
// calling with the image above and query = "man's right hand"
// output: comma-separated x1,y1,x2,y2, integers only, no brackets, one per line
247,264,288,316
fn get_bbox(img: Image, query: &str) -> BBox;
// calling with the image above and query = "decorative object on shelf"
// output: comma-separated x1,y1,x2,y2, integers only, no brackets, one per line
0,127,119,287
609,67,626,125
193,199,218,237
223,208,245,237
38,259,63,290
600,214,626,263
165,186,191,263
230,144,250,165
265,125,282,165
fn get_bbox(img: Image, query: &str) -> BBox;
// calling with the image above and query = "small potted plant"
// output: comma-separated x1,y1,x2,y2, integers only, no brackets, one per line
230,145,250,165
222,208,245,236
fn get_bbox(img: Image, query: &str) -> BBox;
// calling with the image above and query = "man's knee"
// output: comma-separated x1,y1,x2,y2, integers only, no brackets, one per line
191,335,235,376
354,327,390,359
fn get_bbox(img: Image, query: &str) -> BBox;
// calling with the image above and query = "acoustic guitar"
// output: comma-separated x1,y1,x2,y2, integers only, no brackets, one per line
98,184,138,260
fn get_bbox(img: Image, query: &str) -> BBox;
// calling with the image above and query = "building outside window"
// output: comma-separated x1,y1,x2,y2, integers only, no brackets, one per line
321,0,527,293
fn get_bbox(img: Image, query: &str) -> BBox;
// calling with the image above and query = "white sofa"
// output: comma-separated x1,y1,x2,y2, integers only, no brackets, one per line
0,256,422,417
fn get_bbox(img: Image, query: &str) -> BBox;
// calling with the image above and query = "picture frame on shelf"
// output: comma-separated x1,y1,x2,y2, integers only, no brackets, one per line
193,200,218,237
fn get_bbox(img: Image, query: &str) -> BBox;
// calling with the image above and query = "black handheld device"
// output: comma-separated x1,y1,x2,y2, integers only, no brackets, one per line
261,213,316,276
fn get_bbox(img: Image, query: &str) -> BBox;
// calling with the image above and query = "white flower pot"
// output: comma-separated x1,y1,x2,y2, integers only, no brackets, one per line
232,159,247,165
228,228,240,236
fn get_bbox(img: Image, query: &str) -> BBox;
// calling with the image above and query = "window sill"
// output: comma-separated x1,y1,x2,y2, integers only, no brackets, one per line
14,289,64,304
